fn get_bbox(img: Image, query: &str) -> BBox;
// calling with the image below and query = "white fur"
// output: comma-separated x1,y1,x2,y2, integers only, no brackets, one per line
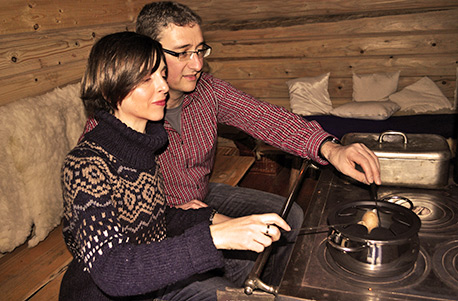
0,83,85,253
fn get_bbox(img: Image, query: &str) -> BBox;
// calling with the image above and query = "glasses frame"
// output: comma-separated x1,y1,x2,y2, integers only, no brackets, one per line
163,44,212,61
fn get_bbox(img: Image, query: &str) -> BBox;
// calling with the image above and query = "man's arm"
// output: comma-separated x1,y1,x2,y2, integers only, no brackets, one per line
207,74,381,185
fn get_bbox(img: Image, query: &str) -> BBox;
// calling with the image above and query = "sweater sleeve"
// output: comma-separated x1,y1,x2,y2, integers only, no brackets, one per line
204,74,331,165
165,206,213,237
62,154,224,297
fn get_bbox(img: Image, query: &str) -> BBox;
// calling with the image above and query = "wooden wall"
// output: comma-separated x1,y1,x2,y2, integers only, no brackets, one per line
1,0,458,110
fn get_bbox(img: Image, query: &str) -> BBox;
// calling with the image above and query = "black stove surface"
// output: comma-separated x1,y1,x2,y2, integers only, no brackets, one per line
279,166,458,301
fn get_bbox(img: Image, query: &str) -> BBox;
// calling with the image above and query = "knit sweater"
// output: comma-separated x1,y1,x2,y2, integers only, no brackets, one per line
60,111,224,300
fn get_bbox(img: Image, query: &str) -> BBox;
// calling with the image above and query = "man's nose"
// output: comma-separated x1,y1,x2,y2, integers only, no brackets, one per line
188,52,203,71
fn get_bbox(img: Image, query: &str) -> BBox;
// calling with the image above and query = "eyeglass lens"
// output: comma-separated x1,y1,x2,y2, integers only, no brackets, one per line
179,47,211,61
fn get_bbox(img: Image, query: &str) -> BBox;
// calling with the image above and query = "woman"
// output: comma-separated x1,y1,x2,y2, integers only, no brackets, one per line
59,31,290,300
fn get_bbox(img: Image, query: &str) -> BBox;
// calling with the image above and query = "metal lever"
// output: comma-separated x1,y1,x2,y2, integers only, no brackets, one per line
243,159,311,295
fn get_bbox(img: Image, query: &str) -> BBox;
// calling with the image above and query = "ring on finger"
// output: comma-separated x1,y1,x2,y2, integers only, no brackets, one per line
265,224,270,235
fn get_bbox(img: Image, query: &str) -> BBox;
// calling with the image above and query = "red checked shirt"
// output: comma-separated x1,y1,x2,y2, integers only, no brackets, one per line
81,73,331,205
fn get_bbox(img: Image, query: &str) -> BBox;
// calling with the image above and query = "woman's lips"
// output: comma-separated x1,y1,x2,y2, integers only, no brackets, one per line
152,99,166,106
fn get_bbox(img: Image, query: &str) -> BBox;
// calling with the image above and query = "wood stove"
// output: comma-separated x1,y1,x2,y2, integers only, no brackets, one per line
278,165,458,301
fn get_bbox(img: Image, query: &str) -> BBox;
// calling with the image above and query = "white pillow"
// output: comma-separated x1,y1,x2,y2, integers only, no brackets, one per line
330,100,400,120
287,72,333,115
353,71,400,102
389,77,452,113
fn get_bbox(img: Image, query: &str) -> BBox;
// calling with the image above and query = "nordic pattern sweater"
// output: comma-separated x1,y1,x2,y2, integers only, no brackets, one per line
59,111,224,299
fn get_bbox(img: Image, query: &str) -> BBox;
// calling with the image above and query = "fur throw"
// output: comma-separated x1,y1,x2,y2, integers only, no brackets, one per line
0,83,85,253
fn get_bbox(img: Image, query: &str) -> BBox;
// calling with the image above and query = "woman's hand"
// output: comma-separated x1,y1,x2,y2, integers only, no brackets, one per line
209,213,291,253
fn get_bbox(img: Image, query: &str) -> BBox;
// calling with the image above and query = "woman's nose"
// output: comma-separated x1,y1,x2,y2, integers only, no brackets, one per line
156,76,169,93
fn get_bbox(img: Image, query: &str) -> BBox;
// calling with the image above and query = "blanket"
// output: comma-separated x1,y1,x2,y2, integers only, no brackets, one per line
304,114,458,140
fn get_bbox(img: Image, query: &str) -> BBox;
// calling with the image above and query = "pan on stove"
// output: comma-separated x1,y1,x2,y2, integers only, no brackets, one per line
326,200,421,277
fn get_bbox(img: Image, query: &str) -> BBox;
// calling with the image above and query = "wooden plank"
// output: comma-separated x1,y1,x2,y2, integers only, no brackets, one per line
209,33,458,60
29,267,67,301
204,8,458,41
2,0,457,35
207,55,458,80
0,224,72,301
0,0,144,35
0,22,135,79
227,76,456,99
0,60,85,106
196,0,458,25
210,155,255,187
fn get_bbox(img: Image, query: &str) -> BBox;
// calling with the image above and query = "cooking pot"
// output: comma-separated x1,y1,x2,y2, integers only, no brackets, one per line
326,200,421,277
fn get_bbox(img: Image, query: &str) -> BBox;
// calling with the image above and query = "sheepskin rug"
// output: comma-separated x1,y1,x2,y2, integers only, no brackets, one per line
0,83,85,253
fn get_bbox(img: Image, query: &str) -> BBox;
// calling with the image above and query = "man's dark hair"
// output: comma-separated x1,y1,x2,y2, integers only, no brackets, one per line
136,1,202,40
81,31,165,117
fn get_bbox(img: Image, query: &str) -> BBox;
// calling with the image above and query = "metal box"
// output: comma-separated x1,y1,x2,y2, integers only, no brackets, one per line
342,131,451,188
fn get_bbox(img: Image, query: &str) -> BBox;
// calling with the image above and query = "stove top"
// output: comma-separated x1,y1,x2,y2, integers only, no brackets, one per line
278,166,458,301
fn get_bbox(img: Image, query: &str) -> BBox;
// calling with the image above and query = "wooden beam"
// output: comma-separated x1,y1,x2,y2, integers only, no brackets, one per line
207,55,458,79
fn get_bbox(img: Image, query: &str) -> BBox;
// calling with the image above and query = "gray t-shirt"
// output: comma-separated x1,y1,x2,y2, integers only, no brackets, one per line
165,102,183,135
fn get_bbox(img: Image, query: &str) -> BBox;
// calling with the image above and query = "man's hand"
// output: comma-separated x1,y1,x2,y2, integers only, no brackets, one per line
175,199,208,210
320,141,381,185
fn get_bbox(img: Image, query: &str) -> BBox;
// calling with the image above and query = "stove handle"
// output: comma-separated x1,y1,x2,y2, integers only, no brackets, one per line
243,159,313,296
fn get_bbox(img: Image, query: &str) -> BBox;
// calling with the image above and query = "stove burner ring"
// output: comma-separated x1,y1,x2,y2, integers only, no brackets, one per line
432,240,458,290
318,239,429,289
382,193,458,234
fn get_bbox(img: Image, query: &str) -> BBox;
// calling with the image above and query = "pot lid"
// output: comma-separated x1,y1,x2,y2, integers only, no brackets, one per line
327,200,421,243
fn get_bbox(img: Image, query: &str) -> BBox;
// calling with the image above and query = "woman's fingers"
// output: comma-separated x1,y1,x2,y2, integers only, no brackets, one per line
209,213,290,252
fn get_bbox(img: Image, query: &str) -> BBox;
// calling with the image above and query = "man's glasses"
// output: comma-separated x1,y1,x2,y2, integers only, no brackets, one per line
163,44,212,61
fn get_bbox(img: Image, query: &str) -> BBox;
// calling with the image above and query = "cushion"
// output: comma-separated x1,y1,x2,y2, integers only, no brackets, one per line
353,71,400,102
330,100,400,120
389,76,453,113
287,72,333,115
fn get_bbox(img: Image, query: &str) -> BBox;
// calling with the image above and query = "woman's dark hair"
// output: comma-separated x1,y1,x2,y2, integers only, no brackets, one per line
136,1,202,40
81,31,165,117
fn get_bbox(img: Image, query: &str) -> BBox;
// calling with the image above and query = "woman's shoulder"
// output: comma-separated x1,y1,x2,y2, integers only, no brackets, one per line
64,141,113,168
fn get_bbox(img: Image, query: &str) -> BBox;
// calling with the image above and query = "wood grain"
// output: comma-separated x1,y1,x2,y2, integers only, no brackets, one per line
0,224,72,301
210,155,255,187
1,0,457,108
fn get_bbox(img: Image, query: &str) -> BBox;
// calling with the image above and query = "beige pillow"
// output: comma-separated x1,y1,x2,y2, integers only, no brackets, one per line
389,77,452,113
330,100,400,120
353,71,400,102
287,72,333,115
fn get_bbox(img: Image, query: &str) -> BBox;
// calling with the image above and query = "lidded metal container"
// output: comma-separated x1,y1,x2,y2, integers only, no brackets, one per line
342,131,451,188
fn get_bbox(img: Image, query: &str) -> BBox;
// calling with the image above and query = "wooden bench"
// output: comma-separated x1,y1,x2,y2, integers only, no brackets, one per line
0,154,254,301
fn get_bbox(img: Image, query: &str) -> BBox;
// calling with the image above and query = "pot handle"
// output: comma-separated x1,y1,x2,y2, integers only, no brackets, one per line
378,131,408,145
327,234,366,252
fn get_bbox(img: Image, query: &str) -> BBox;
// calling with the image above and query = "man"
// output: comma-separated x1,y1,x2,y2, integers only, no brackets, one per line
82,0,380,295
134,2,380,208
